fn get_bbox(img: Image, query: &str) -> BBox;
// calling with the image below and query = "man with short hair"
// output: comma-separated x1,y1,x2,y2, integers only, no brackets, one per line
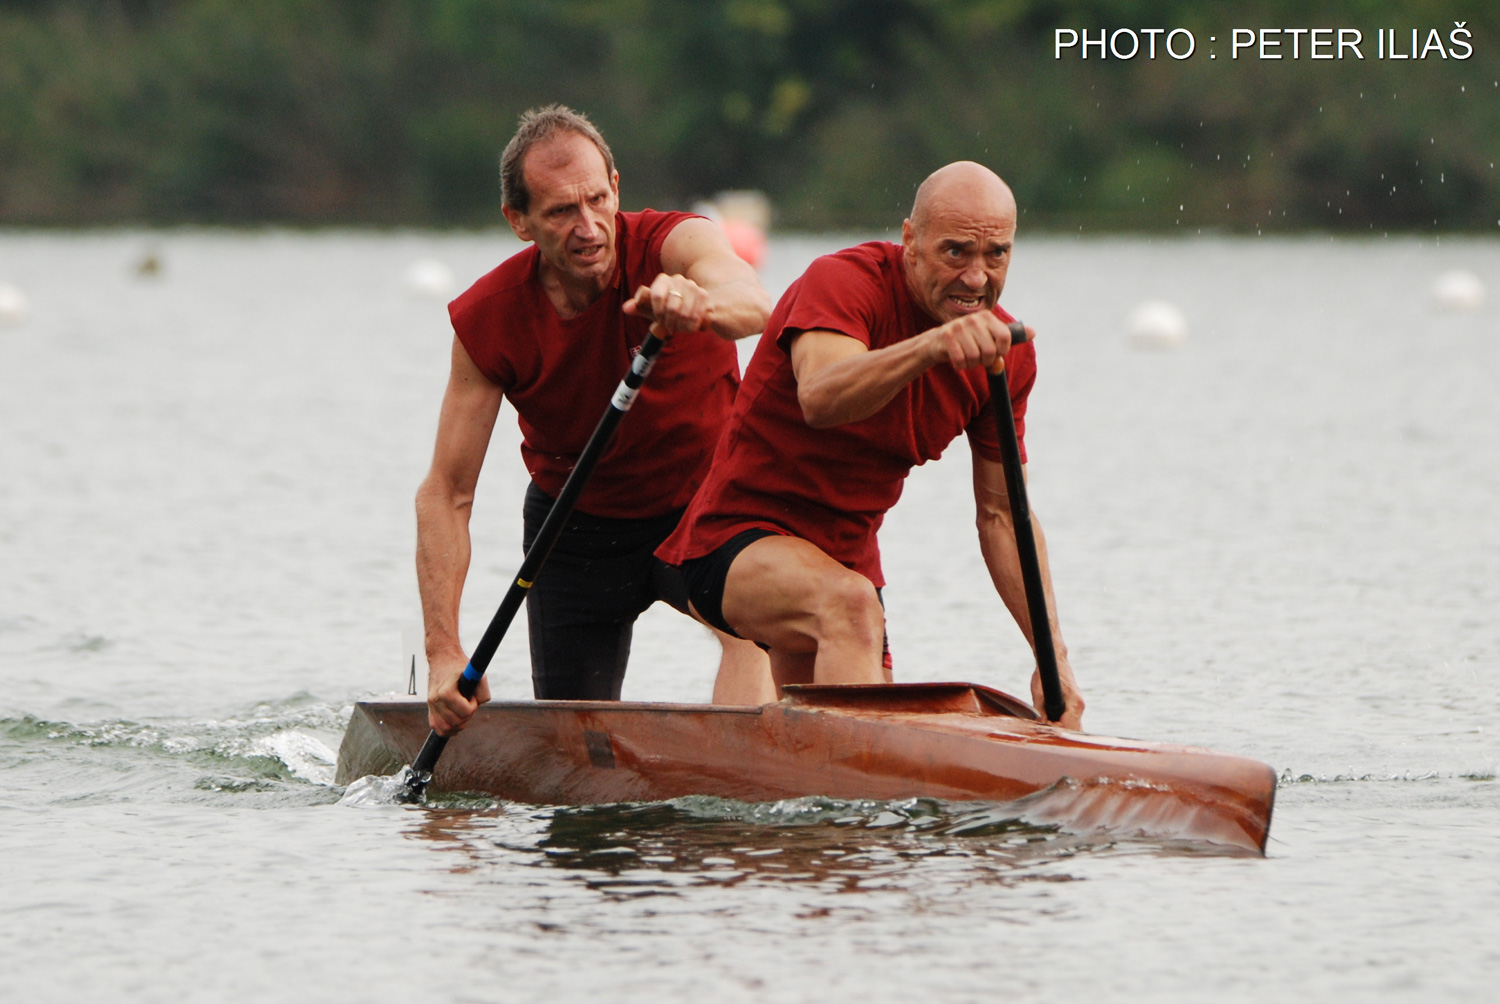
657,161,1085,728
418,105,774,737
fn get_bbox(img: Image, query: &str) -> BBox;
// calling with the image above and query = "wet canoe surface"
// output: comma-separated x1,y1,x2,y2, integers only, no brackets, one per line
336,682,1276,853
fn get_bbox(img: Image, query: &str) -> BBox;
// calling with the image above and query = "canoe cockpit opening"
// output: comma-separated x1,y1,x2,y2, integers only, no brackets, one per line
781,682,1041,719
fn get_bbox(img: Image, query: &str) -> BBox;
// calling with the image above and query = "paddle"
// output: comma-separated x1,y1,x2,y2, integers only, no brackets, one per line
396,324,672,803
988,320,1066,723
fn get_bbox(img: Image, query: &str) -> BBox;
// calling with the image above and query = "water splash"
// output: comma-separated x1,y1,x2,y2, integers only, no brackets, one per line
0,697,349,797
338,767,418,807
253,730,337,785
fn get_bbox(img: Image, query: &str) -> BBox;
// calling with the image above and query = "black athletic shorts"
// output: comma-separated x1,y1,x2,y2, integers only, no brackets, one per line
521,481,684,700
657,528,892,669
657,528,779,637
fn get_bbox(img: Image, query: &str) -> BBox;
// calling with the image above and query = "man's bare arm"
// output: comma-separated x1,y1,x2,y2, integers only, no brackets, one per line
415,336,503,734
623,217,770,339
972,453,1085,729
789,314,1020,429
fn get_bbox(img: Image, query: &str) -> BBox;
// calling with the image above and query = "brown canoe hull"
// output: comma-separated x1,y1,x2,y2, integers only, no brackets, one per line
336,682,1276,853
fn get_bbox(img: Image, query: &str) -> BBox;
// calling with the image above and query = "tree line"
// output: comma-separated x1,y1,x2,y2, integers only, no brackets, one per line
2,0,1497,231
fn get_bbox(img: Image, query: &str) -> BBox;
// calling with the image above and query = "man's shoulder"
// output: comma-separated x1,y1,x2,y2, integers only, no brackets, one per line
824,239,901,267
449,244,538,323
806,240,901,284
619,208,703,257
620,208,700,240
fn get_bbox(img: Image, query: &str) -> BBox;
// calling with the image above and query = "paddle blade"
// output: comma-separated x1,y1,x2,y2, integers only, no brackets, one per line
337,765,427,806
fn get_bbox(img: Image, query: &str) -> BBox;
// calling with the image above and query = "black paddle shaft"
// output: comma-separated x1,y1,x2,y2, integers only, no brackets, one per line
399,328,671,800
989,320,1067,723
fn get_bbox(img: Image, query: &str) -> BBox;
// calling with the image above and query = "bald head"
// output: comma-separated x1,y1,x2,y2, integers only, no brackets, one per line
902,162,1018,323
909,161,1016,236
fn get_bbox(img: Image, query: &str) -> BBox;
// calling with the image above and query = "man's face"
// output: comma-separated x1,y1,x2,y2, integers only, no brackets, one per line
901,203,1015,324
503,133,620,285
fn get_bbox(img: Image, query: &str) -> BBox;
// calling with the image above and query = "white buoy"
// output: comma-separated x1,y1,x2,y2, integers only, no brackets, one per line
1430,270,1484,313
1126,300,1188,350
405,259,455,298
0,282,28,326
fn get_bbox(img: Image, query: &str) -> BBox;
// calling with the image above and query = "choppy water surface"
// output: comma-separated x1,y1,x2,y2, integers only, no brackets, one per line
2,231,1497,1001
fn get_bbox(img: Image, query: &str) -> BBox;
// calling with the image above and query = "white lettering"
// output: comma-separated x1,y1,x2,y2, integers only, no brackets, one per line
1231,28,1255,58
1141,27,1164,58
1451,22,1473,60
1285,27,1308,58
1081,29,1106,59
1055,29,1078,59
1421,28,1448,59
1260,28,1282,59
1166,28,1195,59
1339,28,1363,59
1111,28,1140,59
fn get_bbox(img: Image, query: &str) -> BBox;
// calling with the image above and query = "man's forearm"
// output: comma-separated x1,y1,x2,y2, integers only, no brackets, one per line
704,278,771,341
414,479,473,663
978,512,1064,656
794,334,935,428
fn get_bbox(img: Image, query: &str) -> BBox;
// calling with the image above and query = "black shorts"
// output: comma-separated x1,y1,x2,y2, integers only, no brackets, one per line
657,528,780,636
658,528,892,669
521,482,684,700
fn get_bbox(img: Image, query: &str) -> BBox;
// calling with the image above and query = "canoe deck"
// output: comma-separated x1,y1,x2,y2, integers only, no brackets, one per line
336,681,1275,853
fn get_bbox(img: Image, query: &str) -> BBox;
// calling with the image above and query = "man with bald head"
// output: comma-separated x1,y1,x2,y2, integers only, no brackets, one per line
418,105,774,738
657,161,1085,727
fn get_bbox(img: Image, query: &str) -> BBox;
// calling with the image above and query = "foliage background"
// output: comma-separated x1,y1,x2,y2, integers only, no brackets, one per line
1,0,1496,230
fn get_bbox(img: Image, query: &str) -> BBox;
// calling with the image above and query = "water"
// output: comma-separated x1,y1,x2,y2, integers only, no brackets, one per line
2,230,1497,1001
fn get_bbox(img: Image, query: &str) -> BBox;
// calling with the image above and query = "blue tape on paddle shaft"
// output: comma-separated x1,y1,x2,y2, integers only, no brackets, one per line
461,663,482,684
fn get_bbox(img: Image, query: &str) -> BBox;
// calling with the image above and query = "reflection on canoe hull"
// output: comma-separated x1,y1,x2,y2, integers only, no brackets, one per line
335,682,1276,853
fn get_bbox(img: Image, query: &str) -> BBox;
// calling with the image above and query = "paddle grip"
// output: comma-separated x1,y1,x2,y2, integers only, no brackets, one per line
987,321,1030,375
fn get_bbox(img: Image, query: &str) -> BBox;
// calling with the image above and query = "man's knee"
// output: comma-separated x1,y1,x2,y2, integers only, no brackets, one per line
813,572,884,647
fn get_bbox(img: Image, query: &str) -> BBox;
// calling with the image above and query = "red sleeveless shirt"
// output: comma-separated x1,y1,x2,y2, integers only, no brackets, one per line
449,210,742,518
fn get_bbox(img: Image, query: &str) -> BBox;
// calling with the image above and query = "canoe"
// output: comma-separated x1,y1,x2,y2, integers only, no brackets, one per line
336,681,1276,853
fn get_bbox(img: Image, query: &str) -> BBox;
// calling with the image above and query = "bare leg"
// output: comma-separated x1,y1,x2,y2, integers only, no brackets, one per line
768,649,815,691
709,628,776,705
720,536,886,686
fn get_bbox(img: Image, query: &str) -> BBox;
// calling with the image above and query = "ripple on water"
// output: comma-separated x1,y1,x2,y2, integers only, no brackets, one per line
1,697,349,806
375,792,1250,906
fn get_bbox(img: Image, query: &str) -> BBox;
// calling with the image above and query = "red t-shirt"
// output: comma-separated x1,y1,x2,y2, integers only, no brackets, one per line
449,210,741,518
656,240,1036,586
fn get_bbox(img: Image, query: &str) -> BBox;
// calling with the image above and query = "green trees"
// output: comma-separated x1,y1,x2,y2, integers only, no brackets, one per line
2,0,1496,230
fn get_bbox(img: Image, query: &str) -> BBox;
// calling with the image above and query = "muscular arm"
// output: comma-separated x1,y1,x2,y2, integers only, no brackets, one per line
789,313,1018,429
972,453,1085,729
415,336,503,734
623,217,770,339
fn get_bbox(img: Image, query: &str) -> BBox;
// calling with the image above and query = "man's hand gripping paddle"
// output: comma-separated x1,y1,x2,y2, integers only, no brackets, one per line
395,325,672,803
988,320,1066,723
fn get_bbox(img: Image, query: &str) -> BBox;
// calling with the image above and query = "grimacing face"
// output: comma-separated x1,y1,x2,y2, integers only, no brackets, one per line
901,205,1015,324
503,132,620,286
